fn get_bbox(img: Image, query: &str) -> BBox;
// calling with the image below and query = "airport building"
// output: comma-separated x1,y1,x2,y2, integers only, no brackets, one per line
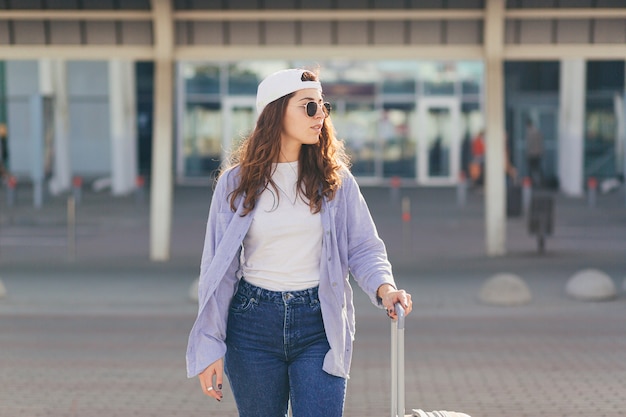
0,0,625,259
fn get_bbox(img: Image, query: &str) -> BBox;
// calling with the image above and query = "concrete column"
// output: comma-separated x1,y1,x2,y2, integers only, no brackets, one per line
39,60,53,95
483,0,506,256
36,59,68,203
41,60,71,195
109,60,138,195
29,94,44,208
150,60,174,261
150,0,175,261
484,59,507,256
558,60,586,197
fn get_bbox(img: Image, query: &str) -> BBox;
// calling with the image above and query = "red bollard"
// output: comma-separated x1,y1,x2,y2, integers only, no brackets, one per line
390,176,401,204
401,196,412,254
6,175,17,206
587,177,597,208
522,176,532,214
135,175,146,204
401,197,411,223
587,177,597,189
72,176,83,204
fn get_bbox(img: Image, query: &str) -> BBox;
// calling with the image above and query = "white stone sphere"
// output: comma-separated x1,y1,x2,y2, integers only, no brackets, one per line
566,269,617,301
478,273,532,306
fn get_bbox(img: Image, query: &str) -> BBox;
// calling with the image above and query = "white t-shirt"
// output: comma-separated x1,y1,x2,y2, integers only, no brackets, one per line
241,162,323,291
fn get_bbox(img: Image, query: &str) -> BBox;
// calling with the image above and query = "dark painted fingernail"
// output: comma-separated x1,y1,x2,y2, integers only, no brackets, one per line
218,384,222,390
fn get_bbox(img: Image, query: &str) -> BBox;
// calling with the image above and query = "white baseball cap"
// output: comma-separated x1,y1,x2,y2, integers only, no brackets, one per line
256,69,322,115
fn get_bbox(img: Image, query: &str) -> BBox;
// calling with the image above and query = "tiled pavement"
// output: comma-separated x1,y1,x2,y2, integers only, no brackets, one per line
1,182,625,417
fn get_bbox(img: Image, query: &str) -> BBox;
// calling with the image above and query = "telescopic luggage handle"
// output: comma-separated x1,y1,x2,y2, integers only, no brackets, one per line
390,303,473,417
391,302,406,417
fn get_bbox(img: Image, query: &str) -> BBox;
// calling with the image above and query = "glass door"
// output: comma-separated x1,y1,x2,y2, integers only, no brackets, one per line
331,100,378,179
222,97,257,165
417,97,461,185
181,102,221,179
381,104,417,178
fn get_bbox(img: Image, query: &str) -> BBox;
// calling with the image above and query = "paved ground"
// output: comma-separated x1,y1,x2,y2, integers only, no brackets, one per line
0,181,625,417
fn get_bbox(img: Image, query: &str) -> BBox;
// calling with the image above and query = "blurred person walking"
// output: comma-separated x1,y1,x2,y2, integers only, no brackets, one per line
469,130,485,186
525,118,544,187
186,68,413,417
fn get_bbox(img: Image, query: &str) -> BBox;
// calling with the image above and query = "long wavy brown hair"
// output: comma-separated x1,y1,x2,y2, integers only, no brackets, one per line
224,70,349,216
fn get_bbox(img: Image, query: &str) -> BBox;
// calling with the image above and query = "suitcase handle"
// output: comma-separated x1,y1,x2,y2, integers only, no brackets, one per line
391,302,406,417
395,302,406,329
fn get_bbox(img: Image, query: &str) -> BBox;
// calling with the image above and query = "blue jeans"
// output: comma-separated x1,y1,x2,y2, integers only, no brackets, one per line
225,279,347,417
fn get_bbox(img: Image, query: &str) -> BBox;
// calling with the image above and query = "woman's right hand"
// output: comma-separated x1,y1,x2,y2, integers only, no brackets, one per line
198,358,224,401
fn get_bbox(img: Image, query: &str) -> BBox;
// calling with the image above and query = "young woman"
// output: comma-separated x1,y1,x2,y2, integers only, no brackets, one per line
186,68,413,417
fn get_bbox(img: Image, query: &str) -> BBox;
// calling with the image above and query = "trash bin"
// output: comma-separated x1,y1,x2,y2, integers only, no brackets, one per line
527,194,554,252
507,183,522,217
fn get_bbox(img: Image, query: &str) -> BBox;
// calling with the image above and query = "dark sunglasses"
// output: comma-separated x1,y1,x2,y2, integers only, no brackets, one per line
299,101,332,118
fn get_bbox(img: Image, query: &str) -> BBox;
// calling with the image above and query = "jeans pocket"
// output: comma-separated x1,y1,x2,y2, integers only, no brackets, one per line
229,292,257,314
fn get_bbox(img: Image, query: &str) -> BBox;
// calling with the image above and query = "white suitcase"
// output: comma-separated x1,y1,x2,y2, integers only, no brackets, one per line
391,303,472,417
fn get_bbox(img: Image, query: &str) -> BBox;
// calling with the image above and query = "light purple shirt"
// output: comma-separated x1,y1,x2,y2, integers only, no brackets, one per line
186,166,396,379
